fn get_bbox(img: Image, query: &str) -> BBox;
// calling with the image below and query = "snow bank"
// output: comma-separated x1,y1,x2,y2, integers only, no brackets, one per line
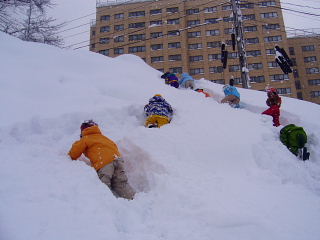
1,32,320,240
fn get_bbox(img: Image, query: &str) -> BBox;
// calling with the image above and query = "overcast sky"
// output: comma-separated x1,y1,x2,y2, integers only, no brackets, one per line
50,0,320,49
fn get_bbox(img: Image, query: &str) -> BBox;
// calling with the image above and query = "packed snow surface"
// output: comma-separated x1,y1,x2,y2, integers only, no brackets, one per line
1,32,320,240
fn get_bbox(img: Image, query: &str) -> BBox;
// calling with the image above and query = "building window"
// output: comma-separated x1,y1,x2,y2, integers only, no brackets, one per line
246,37,259,44
129,46,146,53
129,34,145,41
190,68,204,75
168,42,181,48
114,48,124,55
157,68,164,72
114,24,124,31
210,66,223,73
247,50,262,57
268,61,278,68
189,43,202,50
189,55,204,62
308,79,320,85
208,54,221,61
99,38,110,44
204,7,217,13
114,13,124,19
151,44,163,50
297,92,303,100
167,7,179,13
222,5,232,10
289,47,295,55
228,52,239,59
91,30,96,36
150,20,162,26
302,45,315,51
169,54,182,61
169,67,182,74
129,11,145,17
100,15,110,21
186,8,199,15
260,1,276,7
223,16,233,22
100,26,110,33
248,63,263,70
291,58,297,66
150,32,163,38
277,88,292,94
129,22,145,28
229,65,240,72
188,31,201,38
311,91,320,97
224,28,233,34
263,23,280,30
212,79,225,84
250,75,265,83
243,14,256,20
151,56,164,63
207,41,221,48
114,35,124,42
304,56,317,63
306,67,320,74
168,30,180,36
150,9,161,15
240,3,254,9
270,74,289,81
206,29,220,36
91,43,95,49
266,48,276,55
234,78,242,84
167,18,180,25
260,12,278,18
98,49,109,56
264,36,282,42
244,25,257,32
206,18,219,24
187,20,200,27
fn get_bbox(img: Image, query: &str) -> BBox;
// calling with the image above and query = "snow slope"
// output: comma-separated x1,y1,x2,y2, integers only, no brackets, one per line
1,32,320,240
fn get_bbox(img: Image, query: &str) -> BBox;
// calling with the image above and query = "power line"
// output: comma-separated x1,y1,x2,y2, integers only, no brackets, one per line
70,0,230,49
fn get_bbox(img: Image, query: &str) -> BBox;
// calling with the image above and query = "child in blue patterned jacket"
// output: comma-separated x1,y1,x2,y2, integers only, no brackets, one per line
144,94,173,128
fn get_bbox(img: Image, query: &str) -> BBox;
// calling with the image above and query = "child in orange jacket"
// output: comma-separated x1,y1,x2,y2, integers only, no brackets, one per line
69,120,135,199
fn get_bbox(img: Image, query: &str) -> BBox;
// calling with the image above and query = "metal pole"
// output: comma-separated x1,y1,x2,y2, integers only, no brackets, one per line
231,0,250,88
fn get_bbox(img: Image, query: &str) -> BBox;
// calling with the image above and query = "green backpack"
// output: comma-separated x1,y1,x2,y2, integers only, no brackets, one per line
280,124,310,160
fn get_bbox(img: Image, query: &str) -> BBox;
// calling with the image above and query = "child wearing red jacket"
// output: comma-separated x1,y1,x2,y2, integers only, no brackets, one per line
262,88,282,127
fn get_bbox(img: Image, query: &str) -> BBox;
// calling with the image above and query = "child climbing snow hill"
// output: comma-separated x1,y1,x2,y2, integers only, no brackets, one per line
144,94,173,128
262,88,282,127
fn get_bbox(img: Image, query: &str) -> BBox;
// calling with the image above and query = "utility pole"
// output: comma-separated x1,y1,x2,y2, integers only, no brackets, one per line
231,0,251,89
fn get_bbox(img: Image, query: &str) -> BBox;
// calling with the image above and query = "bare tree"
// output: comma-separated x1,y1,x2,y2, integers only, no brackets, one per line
0,0,64,47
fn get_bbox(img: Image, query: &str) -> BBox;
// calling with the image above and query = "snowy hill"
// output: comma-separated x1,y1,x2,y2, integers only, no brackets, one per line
1,32,320,240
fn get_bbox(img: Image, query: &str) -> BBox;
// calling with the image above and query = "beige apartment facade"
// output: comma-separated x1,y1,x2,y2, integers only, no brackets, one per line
90,0,297,98
287,36,320,104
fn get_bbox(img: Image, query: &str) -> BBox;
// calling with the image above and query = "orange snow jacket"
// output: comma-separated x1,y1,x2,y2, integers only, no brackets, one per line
68,125,121,170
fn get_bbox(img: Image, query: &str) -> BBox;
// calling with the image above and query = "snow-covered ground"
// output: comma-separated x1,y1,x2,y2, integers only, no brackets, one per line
1,32,320,240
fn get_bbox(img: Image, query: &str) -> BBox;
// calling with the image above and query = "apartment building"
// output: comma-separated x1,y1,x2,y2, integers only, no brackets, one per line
287,36,320,104
90,0,297,98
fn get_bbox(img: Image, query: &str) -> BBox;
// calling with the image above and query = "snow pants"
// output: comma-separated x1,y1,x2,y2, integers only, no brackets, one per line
97,158,135,200
145,115,170,128
221,95,240,105
262,105,280,127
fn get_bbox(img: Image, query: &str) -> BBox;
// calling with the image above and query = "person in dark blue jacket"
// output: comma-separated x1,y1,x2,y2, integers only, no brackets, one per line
144,94,173,128
161,72,179,88
221,78,240,108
